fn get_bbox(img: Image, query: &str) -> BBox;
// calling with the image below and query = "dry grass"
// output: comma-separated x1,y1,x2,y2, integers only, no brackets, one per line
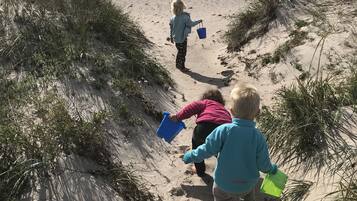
0,0,167,200
226,0,280,51
0,74,160,200
0,0,172,86
261,29,309,65
282,179,314,201
326,148,357,200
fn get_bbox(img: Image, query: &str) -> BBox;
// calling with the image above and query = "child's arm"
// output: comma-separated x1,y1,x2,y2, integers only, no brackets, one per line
169,19,174,43
175,100,205,121
256,132,277,174
185,13,202,27
183,126,226,164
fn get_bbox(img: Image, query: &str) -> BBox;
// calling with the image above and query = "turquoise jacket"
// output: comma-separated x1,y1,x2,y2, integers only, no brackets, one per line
170,12,200,43
183,118,277,193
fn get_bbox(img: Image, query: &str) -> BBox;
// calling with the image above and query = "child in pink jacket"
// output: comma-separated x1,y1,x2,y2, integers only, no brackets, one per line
170,89,231,176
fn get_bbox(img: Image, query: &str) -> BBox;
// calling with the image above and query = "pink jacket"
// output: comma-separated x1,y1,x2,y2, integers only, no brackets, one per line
176,99,232,124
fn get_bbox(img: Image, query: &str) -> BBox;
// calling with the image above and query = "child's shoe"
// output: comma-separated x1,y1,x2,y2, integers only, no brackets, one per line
179,67,190,73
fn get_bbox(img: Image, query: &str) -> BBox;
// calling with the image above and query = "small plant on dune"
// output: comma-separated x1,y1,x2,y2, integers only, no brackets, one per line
272,29,308,63
258,76,357,173
101,163,160,201
261,53,273,66
226,0,281,51
291,61,303,71
282,179,314,201
113,78,142,97
335,174,357,201
345,70,357,106
111,98,144,126
294,20,310,29
325,148,357,201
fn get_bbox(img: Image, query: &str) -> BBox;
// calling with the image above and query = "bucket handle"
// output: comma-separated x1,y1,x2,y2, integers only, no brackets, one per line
198,22,203,28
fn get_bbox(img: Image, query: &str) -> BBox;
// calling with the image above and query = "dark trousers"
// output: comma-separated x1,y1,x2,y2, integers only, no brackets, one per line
192,122,220,175
175,39,187,69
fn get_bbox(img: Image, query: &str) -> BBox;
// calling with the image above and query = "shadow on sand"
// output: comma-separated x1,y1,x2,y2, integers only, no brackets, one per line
181,174,214,201
185,71,228,88
181,176,278,201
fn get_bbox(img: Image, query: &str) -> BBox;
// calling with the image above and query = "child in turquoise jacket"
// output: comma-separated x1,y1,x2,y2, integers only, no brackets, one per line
182,84,278,201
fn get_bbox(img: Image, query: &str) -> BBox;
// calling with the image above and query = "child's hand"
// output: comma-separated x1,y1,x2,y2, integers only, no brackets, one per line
182,151,193,164
166,37,174,44
270,164,278,175
169,114,179,122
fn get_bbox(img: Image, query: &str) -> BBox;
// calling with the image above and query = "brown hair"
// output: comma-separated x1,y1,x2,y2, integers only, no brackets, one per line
201,89,225,105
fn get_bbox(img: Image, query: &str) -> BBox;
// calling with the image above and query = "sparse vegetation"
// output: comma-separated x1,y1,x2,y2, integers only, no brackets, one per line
0,83,157,200
326,147,357,201
258,77,357,173
291,61,303,71
260,29,308,66
345,70,357,106
0,0,172,86
226,0,281,51
261,53,273,66
273,30,309,63
0,75,107,199
294,20,309,29
0,0,167,200
103,163,159,201
282,180,314,201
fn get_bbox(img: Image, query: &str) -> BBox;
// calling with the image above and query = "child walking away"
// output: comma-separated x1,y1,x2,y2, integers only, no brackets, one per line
169,0,202,72
182,84,278,201
170,89,231,177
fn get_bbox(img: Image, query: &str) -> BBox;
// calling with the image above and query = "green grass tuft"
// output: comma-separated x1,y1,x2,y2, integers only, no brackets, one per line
0,0,168,199
0,0,172,86
226,0,280,51
272,29,308,63
282,180,314,201
294,20,309,29
325,148,357,201
258,77,357,173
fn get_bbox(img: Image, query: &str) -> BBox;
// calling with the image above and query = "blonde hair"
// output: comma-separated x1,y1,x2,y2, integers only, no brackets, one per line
230,83,260,120
171,0,186,15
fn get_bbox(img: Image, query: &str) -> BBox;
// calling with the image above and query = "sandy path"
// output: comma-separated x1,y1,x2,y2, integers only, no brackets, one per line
114,0,248,200
116,0,245,99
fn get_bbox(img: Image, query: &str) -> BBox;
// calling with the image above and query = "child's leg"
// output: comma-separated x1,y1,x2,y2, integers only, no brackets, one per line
175,39,187,69
242,189,255,201
192,122,221,176
192,125,206,176
182,39,187,67
213,183,255,201
212,183,238,201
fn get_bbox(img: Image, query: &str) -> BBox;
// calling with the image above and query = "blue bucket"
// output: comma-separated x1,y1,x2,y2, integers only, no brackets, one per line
157,112,185,143
197,23,206,39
